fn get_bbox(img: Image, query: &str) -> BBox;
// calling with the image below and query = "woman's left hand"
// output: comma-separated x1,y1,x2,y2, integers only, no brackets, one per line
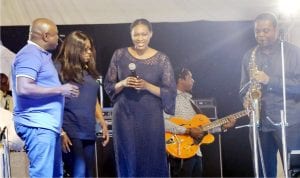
134,78,148,90
101,123,110,146
61,132,72,153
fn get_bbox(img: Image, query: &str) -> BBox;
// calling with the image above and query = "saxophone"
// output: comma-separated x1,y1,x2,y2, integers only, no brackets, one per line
244,46,262,116
248,46,262,100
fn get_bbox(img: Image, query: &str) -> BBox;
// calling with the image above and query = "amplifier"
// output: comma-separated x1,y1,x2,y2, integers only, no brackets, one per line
103,107,113,119
288,150,300,177
96,107,113,137
194,98,216,107
194,98,217,120
95,108,117,177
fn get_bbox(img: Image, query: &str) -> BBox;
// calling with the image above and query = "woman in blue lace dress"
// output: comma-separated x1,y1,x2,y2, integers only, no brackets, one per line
104,19,176,177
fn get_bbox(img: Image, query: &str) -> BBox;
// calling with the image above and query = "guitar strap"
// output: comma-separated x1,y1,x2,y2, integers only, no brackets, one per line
190,99,203,114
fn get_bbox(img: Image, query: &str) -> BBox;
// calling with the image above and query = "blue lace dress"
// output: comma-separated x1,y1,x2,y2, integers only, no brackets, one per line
104,48,176,177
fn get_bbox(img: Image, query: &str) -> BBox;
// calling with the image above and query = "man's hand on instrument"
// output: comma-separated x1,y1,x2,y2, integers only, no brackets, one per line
243,99,250,109
254,70,269,85
186,127,204,140
222,117,236,130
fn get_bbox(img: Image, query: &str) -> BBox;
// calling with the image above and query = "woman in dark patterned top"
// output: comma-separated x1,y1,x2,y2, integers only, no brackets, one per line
104,19,176,177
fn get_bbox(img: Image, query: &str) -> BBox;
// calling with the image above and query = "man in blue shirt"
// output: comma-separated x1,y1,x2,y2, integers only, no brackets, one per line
12,18,79,177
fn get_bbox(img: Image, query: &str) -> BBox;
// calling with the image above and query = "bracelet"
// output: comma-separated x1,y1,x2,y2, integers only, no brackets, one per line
60,131,66,136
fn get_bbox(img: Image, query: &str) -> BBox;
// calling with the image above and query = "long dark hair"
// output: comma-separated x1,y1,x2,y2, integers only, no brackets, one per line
56,31,99,83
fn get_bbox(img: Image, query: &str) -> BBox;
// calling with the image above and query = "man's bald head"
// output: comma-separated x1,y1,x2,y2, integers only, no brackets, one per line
29,18,59,50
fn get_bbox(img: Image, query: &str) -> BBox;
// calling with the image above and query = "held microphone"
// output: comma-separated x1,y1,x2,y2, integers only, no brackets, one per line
128,63,141,92
128,63,137,78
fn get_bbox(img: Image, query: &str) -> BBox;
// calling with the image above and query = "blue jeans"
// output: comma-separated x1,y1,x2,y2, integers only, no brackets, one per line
14,123,63,178
63,138,96,177
250,123,300,178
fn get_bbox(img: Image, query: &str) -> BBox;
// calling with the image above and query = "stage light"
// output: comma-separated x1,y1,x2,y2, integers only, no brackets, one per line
278,0,300,17
276,0,299,38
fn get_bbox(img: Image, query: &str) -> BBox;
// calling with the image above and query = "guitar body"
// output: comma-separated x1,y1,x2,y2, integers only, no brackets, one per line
165,114,215,159
165,110,248,159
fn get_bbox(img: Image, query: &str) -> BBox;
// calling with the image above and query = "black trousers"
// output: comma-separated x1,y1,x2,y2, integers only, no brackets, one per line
169,155,203,177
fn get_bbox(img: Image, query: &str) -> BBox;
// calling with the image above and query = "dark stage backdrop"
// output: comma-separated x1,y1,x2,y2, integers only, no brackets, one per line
1,20,257,177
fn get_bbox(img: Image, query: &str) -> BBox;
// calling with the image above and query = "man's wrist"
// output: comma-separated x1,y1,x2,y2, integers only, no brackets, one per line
221,126,228,132
61,131,66,136
185,128,191,135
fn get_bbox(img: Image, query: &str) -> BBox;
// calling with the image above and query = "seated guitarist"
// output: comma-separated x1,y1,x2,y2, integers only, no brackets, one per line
164,68,236,177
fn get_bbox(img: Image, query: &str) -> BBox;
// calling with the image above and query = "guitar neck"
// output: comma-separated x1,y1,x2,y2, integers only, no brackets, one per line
202,110,248,131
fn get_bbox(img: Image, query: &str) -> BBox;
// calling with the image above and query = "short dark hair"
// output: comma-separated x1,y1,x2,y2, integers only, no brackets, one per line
175,68,191,82
255,13,278,28
130,18,152,32
0,73,9,91
0,73,9,84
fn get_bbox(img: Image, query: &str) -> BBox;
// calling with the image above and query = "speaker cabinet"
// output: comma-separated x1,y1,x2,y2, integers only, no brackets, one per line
95,107,117,177
201,134,222,177
96,137,116,177
194,98,223,177
194,98,217,120
288,150,300,177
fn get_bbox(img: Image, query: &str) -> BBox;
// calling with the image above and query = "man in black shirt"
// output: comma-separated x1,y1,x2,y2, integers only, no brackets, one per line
240,13,300,177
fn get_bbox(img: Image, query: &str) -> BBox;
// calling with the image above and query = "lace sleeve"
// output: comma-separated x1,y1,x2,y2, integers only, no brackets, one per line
160,55,176,115
104,50,120,103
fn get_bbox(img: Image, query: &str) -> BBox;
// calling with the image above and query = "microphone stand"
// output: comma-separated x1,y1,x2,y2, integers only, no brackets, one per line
250,100,259,178
251,96,267,178
0,127,11,178
238,81,266,177
279,30,289,178
236,97,266,178
97,76,104,107
95,76,104,178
